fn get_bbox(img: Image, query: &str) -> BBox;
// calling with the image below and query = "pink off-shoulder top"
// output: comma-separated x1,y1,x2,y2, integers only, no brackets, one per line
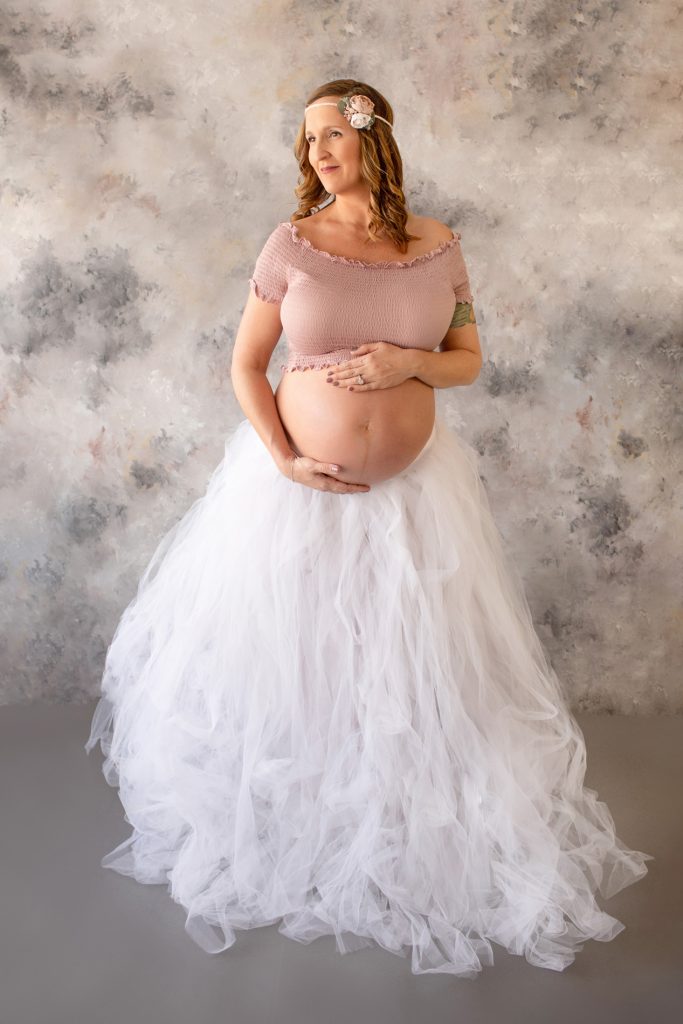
248,221,474,374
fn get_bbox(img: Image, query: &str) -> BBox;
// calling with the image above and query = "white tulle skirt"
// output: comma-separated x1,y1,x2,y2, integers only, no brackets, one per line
85,413,652,977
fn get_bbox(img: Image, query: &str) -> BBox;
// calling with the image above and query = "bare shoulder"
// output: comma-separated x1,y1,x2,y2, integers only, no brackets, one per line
289,208,327,225
286,211,455,262
286,210,326,237
412,215,457,244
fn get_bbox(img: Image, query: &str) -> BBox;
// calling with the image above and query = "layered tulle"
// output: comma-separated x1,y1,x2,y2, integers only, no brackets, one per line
85,414,652,976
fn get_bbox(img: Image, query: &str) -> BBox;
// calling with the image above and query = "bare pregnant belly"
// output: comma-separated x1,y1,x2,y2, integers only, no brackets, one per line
274,366,436,486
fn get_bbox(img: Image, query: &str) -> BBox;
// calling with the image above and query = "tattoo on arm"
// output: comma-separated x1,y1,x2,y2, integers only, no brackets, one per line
449,301,476,328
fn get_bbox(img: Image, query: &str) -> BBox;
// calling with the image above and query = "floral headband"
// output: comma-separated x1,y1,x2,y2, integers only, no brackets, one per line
304,93,393,132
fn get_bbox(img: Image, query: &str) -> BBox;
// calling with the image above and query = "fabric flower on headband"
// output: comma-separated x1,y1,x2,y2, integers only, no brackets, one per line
338,94,377,130
305,94,392,132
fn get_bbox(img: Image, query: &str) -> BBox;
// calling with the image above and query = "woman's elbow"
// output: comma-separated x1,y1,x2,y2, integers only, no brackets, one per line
470,352,483,383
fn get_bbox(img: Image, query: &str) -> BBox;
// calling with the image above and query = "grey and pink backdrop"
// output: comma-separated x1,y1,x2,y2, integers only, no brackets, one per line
0,2,680,711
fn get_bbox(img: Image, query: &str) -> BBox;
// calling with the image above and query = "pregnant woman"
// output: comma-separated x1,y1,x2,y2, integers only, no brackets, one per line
85,80,652,977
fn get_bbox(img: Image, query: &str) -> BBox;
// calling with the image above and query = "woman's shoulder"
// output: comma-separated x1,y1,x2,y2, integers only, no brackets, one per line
287,211,455,235
277,212,458,261
415,216,459,245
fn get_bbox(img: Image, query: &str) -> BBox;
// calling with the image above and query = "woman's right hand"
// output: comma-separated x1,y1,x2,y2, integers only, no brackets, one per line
284,454,371,493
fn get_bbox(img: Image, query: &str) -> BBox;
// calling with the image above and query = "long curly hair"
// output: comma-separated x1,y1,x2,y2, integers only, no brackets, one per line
291,79,421,252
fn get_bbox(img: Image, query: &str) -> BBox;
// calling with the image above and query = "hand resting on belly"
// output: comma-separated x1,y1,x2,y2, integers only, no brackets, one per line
274,366,436,489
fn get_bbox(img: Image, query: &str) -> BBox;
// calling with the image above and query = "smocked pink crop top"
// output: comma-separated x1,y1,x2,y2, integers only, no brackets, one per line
248,221,474,374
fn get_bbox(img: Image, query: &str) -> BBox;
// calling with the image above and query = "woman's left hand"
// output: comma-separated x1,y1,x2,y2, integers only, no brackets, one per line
325,342,412,391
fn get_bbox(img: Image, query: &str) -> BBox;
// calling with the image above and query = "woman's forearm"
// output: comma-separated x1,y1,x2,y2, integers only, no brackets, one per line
404,347,481,389
230,366,293,473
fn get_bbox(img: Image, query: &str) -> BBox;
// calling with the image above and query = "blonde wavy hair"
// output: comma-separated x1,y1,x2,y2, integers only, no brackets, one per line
291,79,421,252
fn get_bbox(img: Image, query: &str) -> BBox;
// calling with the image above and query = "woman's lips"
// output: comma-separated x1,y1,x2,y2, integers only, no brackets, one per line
321,166,339,173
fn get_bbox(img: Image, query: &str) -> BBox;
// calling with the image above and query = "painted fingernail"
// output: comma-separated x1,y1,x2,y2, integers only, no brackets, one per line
333,381,339,386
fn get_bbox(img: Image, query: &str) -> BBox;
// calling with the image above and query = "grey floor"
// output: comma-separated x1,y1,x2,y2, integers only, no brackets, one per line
1,704,680,1024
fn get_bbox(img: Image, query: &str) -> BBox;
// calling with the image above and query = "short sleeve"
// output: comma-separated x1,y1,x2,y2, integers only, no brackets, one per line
248,224,289,304
450,232,474,304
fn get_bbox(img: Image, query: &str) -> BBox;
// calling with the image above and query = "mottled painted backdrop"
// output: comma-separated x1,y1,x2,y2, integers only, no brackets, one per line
1,1,680,711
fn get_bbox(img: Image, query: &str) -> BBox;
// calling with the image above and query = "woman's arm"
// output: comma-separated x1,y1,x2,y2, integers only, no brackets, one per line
231,291,295,474
404,304,482,389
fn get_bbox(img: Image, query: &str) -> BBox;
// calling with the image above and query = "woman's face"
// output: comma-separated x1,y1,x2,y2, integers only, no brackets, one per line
304,96,362,191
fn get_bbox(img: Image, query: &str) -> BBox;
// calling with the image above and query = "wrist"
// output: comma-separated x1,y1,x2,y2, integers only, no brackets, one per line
272,438,297,475
276,451,298,477
403,347,425,381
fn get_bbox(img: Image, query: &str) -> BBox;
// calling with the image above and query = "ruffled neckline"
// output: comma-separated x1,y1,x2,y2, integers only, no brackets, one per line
282,221,461,269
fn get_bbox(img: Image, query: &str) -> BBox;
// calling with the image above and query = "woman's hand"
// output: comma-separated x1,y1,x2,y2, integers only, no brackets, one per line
325,342,412,391
282,455,371,494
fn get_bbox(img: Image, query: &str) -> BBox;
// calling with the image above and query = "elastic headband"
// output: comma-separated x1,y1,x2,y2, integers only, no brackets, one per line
305,93,392,132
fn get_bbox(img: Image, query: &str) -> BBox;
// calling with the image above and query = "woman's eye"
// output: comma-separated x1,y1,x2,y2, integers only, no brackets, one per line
307,130,341,142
